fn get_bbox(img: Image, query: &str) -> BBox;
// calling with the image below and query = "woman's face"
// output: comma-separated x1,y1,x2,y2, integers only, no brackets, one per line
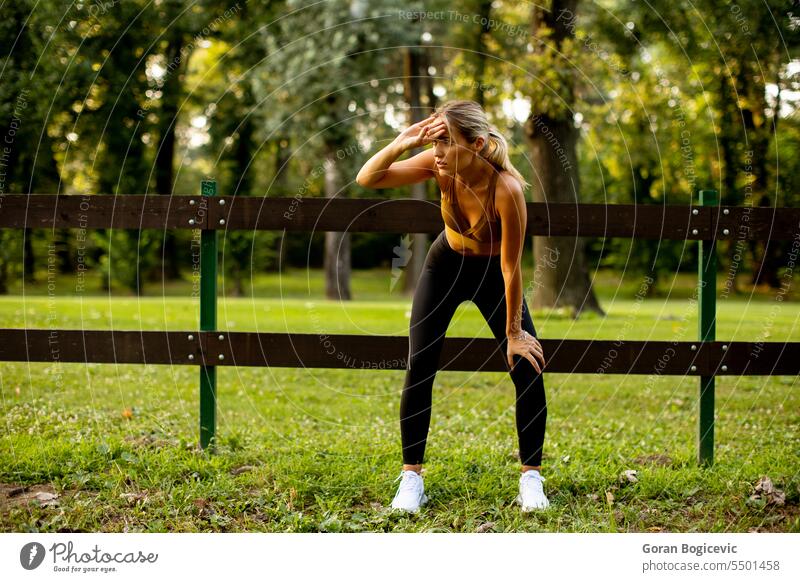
431,115,485,176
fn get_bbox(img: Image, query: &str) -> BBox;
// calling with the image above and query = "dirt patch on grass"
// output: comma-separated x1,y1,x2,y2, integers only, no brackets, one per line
0,481,150,533
633,453,673,467
0,482,63,510
123,433,179,449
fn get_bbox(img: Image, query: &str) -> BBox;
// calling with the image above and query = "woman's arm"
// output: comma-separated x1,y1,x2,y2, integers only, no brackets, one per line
495,174,545,372
356,115,445,188
356,143,434,189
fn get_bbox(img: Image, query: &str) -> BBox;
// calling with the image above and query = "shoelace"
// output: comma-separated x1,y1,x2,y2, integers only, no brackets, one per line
394,471,421,492
521,472,546,485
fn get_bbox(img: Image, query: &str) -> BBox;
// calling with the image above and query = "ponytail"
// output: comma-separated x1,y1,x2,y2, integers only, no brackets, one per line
483,126,530,191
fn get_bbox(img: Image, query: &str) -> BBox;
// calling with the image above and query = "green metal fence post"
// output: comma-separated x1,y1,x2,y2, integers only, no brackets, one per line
698,189,718,466
200,179,218,452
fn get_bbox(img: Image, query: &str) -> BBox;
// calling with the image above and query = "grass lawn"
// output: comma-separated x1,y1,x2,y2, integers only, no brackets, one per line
0,268,798,532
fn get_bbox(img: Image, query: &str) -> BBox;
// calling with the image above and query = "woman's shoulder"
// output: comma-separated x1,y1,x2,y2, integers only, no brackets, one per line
492,169,525,216
493,168,523,197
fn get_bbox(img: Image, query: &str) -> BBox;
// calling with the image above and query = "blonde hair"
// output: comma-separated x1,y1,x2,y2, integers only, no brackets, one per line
433,99,530,191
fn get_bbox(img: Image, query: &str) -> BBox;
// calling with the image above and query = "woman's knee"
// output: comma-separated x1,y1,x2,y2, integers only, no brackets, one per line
407,343,441,367
510,367,546,396
403,352,439,390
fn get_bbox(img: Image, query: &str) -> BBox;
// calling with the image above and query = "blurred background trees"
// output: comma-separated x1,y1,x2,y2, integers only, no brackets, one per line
1,0,798,314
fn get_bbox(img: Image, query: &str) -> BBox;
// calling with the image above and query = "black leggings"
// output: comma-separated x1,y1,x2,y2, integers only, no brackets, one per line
400,230,547,467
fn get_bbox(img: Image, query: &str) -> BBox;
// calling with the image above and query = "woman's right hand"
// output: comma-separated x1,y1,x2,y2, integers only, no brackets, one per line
393,114,447,151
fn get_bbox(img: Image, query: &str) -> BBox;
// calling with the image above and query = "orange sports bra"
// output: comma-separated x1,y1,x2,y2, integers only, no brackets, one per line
439,167,502,256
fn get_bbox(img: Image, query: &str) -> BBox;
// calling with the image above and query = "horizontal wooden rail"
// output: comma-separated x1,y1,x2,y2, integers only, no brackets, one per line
0,329,797,376
1,195,798,240
2,184,791,462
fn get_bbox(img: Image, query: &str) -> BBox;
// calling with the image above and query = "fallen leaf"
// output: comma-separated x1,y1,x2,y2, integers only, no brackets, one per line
620,470,639,484
752,476,785,506
605,491,615,505
230,465,255,476
475,522,495,533
34,491,59,507
754,476,775,494
119,492,148,505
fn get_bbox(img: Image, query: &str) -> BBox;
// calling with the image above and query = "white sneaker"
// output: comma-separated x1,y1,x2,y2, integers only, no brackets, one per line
390,470,428,512
516,470,550,511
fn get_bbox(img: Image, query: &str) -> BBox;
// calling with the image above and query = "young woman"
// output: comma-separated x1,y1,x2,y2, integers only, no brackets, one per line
356,100,549,513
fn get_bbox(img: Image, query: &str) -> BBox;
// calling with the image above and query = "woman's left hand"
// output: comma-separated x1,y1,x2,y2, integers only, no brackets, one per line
506,330,545,373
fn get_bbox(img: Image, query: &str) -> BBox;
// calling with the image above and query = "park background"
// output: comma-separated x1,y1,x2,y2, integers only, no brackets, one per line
0,0,798,532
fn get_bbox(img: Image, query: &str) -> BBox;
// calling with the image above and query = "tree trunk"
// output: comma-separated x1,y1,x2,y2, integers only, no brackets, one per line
402,44,427,296
739,68,778,288
472,0,493,108
420,45,438,112
716,70,746,293
274,134,291,193
324,144,351,300
526,113,604,315
155,30,186,282
526,0,603,317
274,135,291,268
228,105,255,297
23,229,36,284
632,160,658,295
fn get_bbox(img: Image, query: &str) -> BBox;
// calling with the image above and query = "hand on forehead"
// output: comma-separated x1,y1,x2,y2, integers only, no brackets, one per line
432,114,450,133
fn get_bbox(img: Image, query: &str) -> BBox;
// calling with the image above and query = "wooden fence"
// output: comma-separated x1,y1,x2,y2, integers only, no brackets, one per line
1,183,798,465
